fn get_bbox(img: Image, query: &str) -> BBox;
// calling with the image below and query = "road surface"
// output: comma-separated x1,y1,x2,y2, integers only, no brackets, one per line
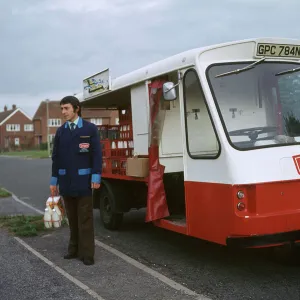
1,156,300,299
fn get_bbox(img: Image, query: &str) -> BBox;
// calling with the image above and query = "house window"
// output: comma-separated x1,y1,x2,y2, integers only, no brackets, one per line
24,124,34,131
48,119,61,127
91,118,102,125
6,124,20,132
115,118,119,125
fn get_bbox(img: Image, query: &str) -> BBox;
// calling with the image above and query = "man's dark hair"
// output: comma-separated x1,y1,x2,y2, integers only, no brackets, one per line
60,95,82,117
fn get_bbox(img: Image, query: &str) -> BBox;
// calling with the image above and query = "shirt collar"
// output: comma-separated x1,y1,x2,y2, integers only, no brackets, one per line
65,116,83,129
68,117,79,126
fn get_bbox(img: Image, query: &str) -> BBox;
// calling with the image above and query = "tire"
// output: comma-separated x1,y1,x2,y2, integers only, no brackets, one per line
99,185,123,230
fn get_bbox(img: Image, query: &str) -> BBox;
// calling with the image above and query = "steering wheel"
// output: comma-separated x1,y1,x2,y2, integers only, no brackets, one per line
228,126,278,141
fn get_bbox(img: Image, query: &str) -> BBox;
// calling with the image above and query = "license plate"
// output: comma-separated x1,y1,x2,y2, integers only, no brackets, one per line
256,43,300,59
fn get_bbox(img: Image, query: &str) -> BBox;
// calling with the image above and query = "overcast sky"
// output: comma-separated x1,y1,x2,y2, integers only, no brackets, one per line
1,0,299,117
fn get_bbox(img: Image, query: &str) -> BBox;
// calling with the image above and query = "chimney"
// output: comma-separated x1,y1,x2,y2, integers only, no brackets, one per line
12,104,16,110
4,105,7,112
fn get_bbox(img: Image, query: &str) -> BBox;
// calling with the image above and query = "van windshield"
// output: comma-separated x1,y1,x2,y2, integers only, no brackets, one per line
207,62,300,150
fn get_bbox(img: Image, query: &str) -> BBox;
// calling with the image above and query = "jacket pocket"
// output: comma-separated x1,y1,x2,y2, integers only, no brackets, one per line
78,137,91,154
58,169,66,175
58,169,67,194
78,168,91,175
77,168,92,192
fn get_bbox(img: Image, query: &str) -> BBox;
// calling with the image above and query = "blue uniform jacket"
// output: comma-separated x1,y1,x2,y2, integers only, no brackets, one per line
50,118,102,197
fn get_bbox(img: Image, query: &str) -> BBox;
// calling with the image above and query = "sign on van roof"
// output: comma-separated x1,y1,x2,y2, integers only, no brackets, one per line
83,68,111,100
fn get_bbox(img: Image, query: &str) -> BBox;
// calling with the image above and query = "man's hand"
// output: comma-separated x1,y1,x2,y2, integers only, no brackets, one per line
91,183,101,189
50,185,58,197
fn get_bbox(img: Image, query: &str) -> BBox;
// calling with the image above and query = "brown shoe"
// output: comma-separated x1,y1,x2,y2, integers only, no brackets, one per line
64,253,77,259
83,257,94,265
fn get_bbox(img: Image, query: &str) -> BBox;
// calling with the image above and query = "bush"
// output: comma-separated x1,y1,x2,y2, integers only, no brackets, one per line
39,143,48,150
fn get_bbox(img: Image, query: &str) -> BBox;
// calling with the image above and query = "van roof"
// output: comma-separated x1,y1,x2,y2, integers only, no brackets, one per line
82,37,300,105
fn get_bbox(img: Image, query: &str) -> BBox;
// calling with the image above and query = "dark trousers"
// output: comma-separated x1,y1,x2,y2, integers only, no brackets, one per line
63,196,95,259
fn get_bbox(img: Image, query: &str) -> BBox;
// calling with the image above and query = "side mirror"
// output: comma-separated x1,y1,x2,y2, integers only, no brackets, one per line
163,82,177,101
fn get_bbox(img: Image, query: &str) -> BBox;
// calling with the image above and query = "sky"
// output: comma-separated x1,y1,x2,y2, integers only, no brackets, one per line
1,0,299,117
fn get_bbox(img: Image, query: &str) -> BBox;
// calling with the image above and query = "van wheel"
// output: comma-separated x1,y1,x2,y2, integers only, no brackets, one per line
99,186,123,230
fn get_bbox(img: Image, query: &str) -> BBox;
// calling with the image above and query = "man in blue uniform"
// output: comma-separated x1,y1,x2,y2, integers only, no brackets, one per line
50,96,102,266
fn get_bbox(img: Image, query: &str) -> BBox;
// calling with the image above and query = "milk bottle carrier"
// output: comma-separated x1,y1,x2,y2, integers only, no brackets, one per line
44,196,65,229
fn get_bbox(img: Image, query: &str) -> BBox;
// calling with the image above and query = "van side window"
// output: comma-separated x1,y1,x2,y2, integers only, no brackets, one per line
183,69,219,158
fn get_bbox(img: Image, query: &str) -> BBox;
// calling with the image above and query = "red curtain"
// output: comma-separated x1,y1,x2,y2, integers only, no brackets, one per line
145,80,170,222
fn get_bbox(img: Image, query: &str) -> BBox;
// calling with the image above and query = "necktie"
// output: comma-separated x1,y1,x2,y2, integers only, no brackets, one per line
70,123,75,131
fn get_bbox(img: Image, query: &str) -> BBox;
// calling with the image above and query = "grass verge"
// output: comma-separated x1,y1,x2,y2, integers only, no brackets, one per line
0,150,49,159
0,188,11,198
0,215,67,237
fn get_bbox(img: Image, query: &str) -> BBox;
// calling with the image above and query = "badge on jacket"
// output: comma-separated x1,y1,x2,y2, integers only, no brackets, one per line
79,143,90,153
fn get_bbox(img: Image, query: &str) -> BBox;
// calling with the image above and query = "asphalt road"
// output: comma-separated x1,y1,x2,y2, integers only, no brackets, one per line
1,156,300,299
0,230,95,300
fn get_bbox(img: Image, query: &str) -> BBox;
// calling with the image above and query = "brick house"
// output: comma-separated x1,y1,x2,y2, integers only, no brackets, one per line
33,100,119,146
82,108,119,127
33,101,61,146
0,105,34,151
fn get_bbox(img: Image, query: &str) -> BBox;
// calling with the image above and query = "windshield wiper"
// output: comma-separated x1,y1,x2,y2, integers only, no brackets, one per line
275,66,300,76
215,57,266,78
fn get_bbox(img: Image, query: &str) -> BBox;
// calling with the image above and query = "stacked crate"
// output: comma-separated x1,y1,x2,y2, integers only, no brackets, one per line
100,108,134,175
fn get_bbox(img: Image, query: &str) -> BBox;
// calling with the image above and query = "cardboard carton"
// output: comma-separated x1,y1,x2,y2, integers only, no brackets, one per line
126,157,149,177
